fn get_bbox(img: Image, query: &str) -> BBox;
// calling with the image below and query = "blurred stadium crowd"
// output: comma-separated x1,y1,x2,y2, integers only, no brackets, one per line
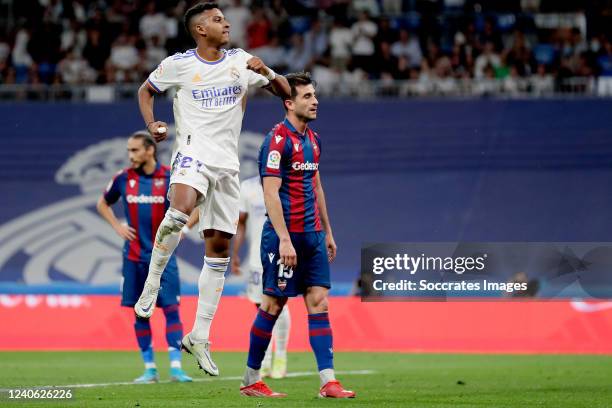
1,0,612,96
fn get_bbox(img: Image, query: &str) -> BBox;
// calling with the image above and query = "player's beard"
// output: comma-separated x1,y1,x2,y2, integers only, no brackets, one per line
131,161,144,170
297,110,316,123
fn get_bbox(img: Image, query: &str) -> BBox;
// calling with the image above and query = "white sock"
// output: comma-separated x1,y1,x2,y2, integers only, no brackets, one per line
190,256,228,343
146,208,188,288
170,360,182,369
242,366,260,387
273,306,290,360
262,338,273,369
145,362,157,369
319,368,335,386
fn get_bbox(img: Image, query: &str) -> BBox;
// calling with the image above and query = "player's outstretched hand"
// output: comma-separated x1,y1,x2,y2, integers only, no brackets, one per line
279,238,297,268
147,121,168,142
231,256,241,276
326,233,337,263
246,56,271,78
115,223,137,241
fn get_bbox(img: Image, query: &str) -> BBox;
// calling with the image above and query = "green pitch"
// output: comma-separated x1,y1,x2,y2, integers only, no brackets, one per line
1,352,611,407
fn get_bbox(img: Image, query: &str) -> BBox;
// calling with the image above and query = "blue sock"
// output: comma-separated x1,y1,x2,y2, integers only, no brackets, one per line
134,316,154,365
163,304,183,350
246,309,278,370
308,313,334,371
163,304,183,364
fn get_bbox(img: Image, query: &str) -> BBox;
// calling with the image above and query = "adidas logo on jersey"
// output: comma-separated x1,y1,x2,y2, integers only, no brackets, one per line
126,194,165,204
192,73,202,83
292,161,319,171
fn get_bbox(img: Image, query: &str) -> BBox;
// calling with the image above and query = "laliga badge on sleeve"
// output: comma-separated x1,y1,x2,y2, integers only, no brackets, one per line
267,150,281,169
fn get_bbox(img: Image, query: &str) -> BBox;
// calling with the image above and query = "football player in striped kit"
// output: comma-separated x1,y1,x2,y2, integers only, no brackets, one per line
97,131,196,383
239,72,355,399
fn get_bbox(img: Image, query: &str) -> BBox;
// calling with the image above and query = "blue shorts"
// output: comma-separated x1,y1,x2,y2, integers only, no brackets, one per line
121,258,180,307
260,222,331,298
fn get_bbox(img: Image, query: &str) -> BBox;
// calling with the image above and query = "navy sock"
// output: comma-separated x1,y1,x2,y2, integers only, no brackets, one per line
308,313,334,371
163,304,183,352
134,316,154,364
246,309,278,370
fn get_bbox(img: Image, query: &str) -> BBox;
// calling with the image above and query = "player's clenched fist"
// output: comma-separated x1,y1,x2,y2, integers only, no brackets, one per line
279,238,297,268
246,56,271,78
146,121,168,142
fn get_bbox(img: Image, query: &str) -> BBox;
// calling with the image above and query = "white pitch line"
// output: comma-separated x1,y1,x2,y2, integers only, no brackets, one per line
0,370,375,391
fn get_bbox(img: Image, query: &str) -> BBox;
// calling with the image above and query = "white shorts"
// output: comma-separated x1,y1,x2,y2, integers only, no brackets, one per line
169,152,240,235
246,267,264,304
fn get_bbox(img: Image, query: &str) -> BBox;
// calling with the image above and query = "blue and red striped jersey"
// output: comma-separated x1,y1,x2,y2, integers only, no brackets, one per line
258,118,322,233
103,164,176,263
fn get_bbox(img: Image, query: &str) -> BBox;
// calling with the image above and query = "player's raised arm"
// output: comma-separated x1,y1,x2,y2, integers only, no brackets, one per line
139,54,181,142
137,82,168,143
314,171,337,263
246,56,291,99
262,176,297,267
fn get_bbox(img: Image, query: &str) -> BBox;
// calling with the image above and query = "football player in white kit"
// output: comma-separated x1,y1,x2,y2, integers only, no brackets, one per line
232,176,291,378
134,2,290,377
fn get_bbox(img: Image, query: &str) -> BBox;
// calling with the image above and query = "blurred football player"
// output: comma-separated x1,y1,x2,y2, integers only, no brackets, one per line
97,131,196,383
134,2,290,376
231,176,291,379
239,72,355,398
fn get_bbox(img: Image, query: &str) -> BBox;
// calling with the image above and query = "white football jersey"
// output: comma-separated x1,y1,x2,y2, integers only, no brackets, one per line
147,48,269,171
239,176,267,271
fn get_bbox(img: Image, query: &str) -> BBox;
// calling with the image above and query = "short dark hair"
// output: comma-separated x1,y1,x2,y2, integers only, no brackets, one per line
285,71,315,100
130,131,157,158
184,2,219,38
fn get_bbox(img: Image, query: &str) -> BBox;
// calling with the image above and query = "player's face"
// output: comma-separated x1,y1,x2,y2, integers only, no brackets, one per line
292,84,318,122
127,138,153,169
196,8,230,46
